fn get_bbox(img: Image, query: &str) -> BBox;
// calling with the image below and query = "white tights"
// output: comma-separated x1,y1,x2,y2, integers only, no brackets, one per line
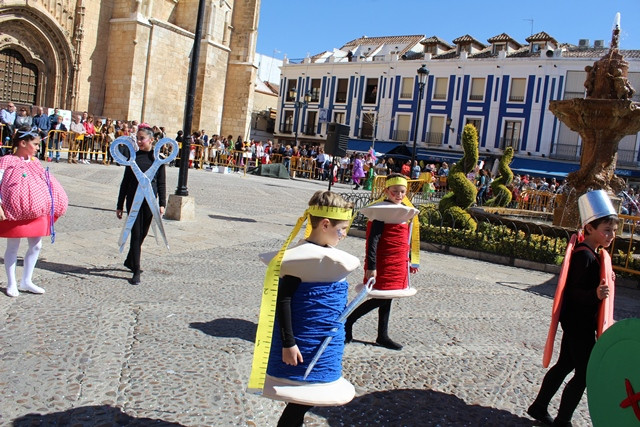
5,237,44,297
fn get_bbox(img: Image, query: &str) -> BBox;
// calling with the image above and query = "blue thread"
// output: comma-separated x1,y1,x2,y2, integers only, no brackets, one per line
267,279,348,383
45,167,55,243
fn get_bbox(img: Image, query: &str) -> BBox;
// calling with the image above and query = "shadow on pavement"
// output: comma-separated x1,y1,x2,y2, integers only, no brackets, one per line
208,214,257,223
29,259,125,280
312,388,534,426
190,318,257,342
12,405,186,426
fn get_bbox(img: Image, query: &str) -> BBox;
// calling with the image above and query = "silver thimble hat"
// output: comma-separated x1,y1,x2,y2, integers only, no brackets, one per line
577,190,617,228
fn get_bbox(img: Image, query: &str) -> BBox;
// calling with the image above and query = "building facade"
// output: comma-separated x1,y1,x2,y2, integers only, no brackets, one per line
0,0,260,137
275,33,640,178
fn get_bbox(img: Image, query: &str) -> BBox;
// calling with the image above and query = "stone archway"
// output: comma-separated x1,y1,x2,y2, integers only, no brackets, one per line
0,5,75,108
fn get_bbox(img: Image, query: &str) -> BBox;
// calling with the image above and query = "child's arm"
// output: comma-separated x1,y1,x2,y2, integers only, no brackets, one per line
365,220,385,280
277,275,304,366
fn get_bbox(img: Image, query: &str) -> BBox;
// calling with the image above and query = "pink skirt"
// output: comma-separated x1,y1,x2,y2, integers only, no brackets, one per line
0,216,50,238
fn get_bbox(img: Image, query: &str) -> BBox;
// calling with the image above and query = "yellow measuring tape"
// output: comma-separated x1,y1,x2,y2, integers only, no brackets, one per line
247,212,308,394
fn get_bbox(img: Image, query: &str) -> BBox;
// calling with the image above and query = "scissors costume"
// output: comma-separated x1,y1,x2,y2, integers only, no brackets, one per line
113,137,176,278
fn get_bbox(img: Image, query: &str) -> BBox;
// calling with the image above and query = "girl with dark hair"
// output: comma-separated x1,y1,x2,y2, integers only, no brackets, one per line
1,126,68,297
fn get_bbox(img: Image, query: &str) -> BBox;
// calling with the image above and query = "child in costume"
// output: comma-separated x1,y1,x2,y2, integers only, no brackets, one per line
256,190,360,427
528,190,617,426
345,173,419,350
1,125,68,297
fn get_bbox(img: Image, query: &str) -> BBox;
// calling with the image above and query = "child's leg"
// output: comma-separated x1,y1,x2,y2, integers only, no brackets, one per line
4,238,21,297
345,298,385,342
554,332,595,423
277,403,313,427
528,332,577,422
19,237,44,294
376,299,402,350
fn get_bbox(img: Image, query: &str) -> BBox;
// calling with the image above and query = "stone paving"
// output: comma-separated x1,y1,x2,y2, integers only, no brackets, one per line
1,161,639,427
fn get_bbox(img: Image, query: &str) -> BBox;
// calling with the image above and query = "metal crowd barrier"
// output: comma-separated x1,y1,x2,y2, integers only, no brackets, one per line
517,189,556,212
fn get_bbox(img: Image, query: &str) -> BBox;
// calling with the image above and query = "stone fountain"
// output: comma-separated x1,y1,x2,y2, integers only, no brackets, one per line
551,14,640,228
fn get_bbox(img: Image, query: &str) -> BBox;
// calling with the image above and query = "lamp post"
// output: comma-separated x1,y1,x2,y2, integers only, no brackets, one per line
288,88,311,147
410,64,429,166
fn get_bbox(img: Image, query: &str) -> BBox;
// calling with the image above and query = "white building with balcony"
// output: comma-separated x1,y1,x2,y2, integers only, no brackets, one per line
274,33,640,179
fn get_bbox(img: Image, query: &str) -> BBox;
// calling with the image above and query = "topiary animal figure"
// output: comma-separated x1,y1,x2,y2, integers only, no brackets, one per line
485,146,514,207
438,124,479,230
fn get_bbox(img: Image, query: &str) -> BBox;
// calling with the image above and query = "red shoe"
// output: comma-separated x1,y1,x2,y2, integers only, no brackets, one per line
46,157,52,162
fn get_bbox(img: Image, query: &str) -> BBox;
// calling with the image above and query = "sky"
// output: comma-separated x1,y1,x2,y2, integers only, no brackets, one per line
256,0,640,61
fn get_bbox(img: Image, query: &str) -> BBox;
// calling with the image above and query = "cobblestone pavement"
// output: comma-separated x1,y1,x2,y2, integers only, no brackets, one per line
1,162,639,427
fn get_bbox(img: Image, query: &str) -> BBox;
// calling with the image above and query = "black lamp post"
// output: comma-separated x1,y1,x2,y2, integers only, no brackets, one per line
410,64,429,166
288,88,311,147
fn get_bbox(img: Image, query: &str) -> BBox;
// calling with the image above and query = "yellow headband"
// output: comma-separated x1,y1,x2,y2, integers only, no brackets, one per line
386,176,407,188
307,205,353,221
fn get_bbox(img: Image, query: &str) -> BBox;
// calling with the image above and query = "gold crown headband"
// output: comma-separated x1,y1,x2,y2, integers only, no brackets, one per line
386,176,407,188
307,205,353,221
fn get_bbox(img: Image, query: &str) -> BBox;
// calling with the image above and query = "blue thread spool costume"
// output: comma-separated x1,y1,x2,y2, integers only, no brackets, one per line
268,278,348,383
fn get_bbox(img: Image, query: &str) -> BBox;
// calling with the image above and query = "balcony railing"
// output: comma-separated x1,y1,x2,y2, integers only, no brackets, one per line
563,91,585,100
469,94,484,101
424,132,444,146
509,95,525,102
279,123,293,134
617,149,639,167
400,92,413,99
393,130,410,142
433,92,446,100
550,143,580,160
335,92,347,103
499,137,520,151
303,125,316,136
358,127,374,139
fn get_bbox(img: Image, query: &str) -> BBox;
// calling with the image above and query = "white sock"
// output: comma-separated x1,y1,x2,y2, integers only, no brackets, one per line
4,238,20,297
19,237,44,294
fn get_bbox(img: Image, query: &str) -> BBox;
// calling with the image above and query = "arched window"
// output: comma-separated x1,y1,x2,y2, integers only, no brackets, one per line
0,49,38,105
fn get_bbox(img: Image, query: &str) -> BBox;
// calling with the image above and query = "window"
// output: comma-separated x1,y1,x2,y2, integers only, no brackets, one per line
426,116,445,145
394,114,411,142
364,78,378,104
310,79,321,102
281,110,294,133
470,78,485,101
335,78,348,103
502,120,521,151
532,43,543,53
564,71,586,100
333,111,345,124
304,111,317,135
360,112,375,139
493,43,506,54
424,45,437,55
286,80,297,102
466,118,482,133
400,77,413,99
509,78,526,102
433,77,448,100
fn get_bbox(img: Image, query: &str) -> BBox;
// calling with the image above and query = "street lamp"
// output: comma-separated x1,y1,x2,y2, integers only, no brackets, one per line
411,64,429,166
288,88,311,147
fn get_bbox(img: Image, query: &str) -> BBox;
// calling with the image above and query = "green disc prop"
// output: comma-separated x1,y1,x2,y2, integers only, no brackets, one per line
587,318,640,426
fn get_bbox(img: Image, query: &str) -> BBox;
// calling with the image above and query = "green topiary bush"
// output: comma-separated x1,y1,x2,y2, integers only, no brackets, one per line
439,124,479,230
485,146,514,207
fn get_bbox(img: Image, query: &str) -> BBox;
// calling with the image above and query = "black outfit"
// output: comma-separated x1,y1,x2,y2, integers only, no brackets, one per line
116,150,166,277
529,242,600,425
345,218,401,350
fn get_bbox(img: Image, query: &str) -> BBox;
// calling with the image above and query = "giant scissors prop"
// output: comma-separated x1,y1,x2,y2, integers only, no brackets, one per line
110,136,178,253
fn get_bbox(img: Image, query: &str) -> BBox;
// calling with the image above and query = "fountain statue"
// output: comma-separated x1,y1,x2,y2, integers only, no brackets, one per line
551,13,640,228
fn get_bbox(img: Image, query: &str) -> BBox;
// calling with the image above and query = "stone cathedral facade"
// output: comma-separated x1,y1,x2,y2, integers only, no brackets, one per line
0,0,260,137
